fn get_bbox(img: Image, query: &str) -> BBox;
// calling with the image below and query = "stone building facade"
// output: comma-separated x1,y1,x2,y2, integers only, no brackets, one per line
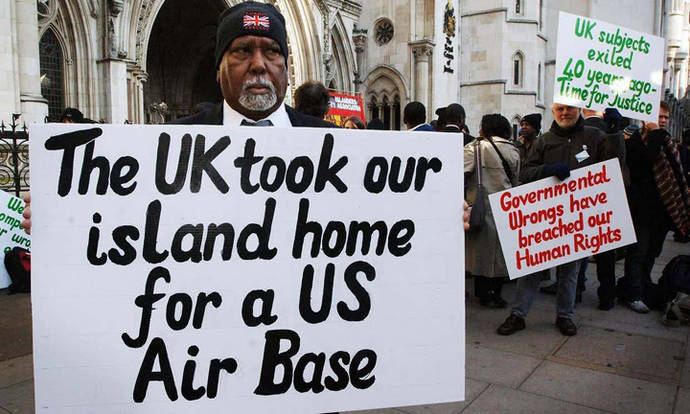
2,0,690,134
1,0,361,125
357,0,688,133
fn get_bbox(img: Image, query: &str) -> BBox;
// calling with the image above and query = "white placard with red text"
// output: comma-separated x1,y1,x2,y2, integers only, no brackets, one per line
29,123,464,413
489,159,636,279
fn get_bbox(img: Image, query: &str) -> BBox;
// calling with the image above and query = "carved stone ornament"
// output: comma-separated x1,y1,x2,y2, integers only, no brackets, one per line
109,0,124,17
374,18,394,46
443,0,456,39
353,26,368,53
37,0,58,30
135,0,160,65
412,43,434,60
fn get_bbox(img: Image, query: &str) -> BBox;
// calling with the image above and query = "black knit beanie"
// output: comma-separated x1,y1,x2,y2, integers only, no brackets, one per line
521,113,542,132
215,1,288,68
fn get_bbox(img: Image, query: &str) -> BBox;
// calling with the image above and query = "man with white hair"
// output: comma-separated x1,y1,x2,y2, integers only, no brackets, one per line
497,103,606,337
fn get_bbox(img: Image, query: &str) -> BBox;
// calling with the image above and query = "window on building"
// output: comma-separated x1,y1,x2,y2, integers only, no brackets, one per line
39,28,65,121
513,53,524,87
513,116,521,140
382,96,391,130
516,0,522,15
374,18,394,46
393,96,401,130
369,96,379,121
366,71,405,129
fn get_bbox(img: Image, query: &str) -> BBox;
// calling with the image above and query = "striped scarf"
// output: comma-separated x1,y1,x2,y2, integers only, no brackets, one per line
653,132,690,234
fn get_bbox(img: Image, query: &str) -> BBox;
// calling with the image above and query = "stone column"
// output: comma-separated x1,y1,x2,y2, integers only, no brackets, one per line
98,59,128,123
411,40,434,116
15,0,48,123
98,0,128,123
676,58,687,97
136,72,147,124
126,73,135,123
126,64,148,124
353,26,368,93
665,0,684,96
0,0,19,122
679,4,690,97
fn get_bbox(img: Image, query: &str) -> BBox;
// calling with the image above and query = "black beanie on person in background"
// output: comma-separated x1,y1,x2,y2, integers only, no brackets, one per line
215,1,289,68
521,113,542,132
60,107,84,123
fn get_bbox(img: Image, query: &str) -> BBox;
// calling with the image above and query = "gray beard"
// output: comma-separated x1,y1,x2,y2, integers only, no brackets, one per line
239,91,277,111
555,119,577,129
239,78,278,112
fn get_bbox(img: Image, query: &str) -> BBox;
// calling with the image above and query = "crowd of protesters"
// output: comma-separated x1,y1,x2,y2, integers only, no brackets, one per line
263,84,690,334
51,88,690,337
289,92,690,336
31,0,690,340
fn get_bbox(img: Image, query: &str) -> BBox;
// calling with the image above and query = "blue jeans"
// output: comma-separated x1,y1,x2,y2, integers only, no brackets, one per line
511,261,579,320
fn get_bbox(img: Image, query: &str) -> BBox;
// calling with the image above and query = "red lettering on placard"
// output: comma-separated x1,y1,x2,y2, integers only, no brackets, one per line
573,226,622,254
569,192,608,213
515,244,571,270
498,164,611,212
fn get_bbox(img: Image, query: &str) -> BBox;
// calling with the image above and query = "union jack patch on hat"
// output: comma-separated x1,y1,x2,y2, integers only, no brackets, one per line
243,13,270,30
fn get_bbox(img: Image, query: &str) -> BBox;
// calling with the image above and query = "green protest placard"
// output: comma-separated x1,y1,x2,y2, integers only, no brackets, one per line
554,12,665,122
0,191,29,289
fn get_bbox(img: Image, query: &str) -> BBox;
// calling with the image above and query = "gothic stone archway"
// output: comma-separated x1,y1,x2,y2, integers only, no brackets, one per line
144,0,226,122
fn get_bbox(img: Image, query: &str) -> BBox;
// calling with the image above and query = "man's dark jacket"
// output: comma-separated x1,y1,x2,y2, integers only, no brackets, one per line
443,124,474,145
585,116,626,171
584,116,607,131
625,129,672,227
170,103,335,128
516,139,535,164
520,117,606,184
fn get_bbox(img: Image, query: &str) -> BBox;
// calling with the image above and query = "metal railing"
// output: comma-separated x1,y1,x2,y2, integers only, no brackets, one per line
0,115,29,197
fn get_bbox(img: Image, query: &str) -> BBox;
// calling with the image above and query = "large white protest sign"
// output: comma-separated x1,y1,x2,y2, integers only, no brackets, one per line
489,159,635,280
0,191,29,289
30,124,464,413
554,12,665,123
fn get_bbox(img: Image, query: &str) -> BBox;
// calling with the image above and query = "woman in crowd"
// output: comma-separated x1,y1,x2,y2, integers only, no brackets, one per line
465,114,520,307
344,116,366,129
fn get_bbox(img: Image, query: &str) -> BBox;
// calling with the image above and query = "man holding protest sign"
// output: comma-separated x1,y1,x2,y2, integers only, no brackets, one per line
497,103,606,336
22,2,468,412
21,0,333,231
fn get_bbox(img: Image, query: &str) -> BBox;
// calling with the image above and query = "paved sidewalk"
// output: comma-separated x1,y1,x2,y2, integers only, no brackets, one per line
1,237,689,413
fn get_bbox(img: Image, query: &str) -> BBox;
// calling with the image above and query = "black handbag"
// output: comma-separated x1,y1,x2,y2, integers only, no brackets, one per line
467,139,486,232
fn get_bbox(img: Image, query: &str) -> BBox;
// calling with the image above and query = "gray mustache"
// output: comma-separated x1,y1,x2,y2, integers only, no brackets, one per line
242,78,275,92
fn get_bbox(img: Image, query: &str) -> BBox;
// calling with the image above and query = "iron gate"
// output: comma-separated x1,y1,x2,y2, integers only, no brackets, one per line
0,114,30,197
